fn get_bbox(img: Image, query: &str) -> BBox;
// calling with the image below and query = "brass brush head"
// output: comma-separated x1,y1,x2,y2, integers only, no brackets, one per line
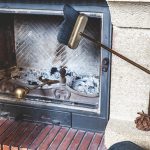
68,14,88,49
57,4,88,50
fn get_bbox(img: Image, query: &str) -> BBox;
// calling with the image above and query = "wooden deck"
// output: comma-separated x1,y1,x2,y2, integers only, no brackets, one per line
0,119,104,150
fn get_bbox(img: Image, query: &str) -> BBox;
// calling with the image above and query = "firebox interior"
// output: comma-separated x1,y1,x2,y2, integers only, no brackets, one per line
0,13,102,112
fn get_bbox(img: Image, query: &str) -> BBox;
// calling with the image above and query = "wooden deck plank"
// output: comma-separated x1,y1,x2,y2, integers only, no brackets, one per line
47,127,69,150
0,119,104,150
57,128,77,150
28,125,53,150
2,122,27,150
0,119,6,127
10,122,29,146
0,119,14,136
38,125,61,150
78,132,94,150
20,124,46,150
68,130,85,150
88,133,103,150
11,122,37,150
0,121,20,150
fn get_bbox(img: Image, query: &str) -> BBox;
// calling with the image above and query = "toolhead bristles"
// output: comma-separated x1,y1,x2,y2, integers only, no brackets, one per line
57,4,88,49
57,4,80,45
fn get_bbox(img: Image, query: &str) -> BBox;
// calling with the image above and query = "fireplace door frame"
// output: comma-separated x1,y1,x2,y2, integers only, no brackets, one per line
0,1,112,132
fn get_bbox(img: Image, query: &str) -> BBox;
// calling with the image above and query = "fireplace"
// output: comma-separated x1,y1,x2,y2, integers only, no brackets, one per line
0,0,111,132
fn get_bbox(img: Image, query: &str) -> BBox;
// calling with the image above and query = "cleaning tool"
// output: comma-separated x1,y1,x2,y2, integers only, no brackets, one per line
57,4,150,75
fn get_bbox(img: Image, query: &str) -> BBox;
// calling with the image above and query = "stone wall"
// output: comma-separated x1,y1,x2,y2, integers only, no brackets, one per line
105,0,150,149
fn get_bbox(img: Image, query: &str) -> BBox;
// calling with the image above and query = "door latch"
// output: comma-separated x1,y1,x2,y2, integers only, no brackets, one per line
102,58,109,72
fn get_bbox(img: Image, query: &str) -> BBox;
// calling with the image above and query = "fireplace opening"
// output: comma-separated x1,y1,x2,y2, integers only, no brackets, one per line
0,13,102,112
0,1,111,132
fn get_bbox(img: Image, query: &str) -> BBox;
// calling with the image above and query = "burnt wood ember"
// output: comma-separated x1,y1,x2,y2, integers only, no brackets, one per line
0,119,104,150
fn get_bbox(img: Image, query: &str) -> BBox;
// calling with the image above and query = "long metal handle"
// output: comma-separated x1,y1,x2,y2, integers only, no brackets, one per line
81,33,150,75
29,83,46,90
29,79,60,91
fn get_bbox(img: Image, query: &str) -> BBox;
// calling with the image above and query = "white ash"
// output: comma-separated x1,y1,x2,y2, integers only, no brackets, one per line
66,76,99,95
14,67,99,95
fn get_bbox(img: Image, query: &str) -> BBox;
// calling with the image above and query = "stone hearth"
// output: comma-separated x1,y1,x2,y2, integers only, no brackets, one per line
105,0,150,149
